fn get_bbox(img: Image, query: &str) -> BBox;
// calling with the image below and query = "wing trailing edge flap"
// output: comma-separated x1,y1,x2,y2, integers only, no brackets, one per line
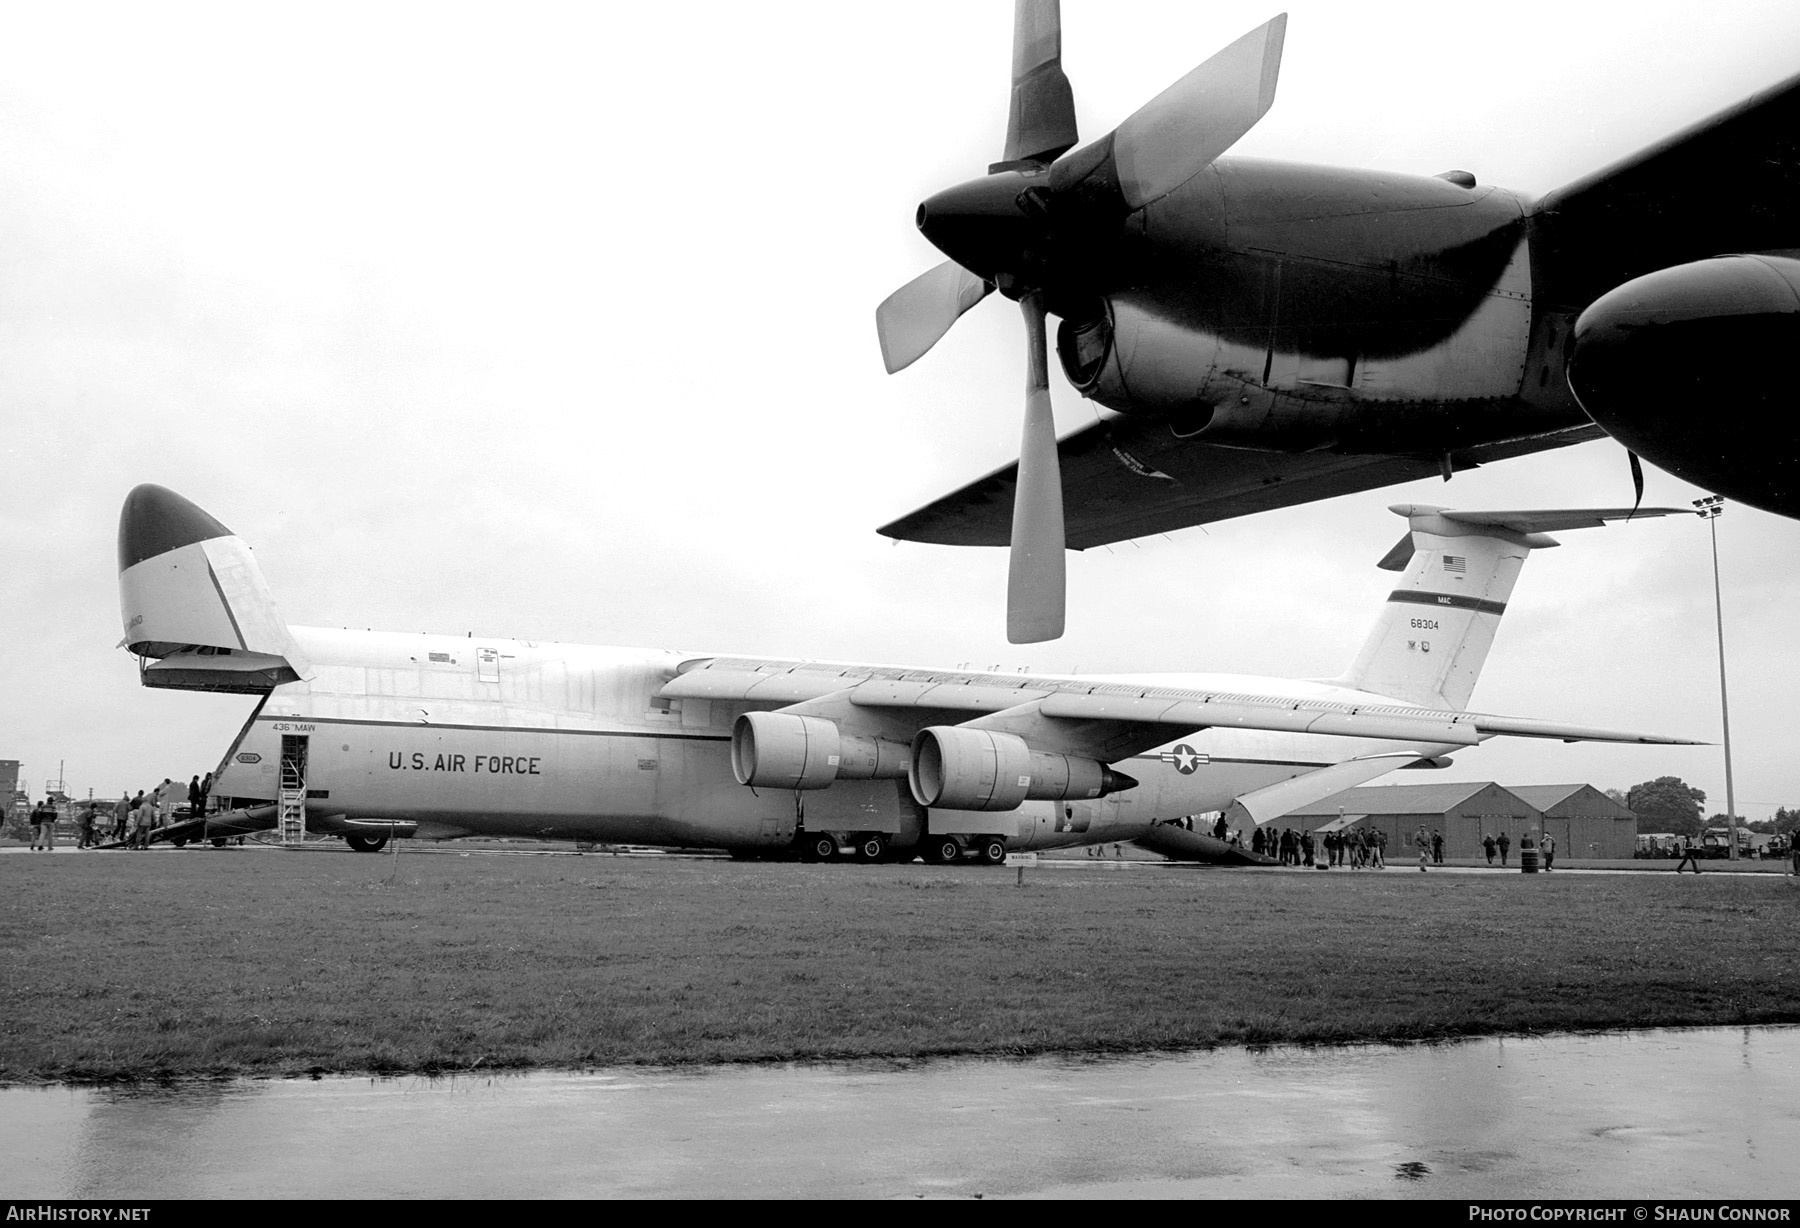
1473,715,1705,746
1037,692,1482,747
1223,750,1440,830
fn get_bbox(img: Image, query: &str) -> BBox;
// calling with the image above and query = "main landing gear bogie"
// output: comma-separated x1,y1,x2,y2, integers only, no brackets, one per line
926,837,964,865
344,832,390,854
786,832,1005,866
801,834,840,863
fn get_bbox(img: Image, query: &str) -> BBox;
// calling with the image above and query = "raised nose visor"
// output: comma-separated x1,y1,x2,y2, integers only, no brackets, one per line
117,484,309,692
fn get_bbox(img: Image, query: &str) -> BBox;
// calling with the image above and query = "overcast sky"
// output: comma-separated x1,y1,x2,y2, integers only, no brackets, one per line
4,1,1798,819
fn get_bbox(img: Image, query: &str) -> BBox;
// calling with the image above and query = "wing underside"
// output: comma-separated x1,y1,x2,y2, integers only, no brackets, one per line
879,417,1606,550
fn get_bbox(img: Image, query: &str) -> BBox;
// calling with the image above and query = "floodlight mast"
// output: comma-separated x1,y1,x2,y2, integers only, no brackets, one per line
1694,496,1738,861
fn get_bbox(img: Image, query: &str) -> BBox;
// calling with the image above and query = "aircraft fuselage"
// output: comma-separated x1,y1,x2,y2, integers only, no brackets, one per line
204,627,1429,852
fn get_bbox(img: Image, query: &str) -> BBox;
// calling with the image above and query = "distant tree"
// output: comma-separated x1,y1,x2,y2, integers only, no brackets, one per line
1745,819,1776,834
1604,787,1630,808
1627,777,1707,836
1775,807,1800,837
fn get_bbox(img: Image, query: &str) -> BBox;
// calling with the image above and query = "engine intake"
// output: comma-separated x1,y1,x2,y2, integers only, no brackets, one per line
908,726,1137,812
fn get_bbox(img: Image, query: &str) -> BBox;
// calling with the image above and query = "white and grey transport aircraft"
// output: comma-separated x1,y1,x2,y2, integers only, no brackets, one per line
118,485,1697,863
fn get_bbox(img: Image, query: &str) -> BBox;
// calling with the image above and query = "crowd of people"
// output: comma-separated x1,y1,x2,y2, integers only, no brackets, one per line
20,772,214,851
1252,824,1390,868
1241,823,1571,870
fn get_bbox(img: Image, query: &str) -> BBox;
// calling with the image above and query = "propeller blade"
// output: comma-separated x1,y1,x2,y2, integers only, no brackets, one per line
992,0,1078,171
1007,293,1066,643
1628,450,1645,520
1113,12,1287,210
876,261,993,374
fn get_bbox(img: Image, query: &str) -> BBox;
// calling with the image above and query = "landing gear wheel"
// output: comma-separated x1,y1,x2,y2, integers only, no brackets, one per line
929,838,962,865
854,834,888,863
803,835,837,862
979,838,1007,866
211,837,228,848
345,833,390,854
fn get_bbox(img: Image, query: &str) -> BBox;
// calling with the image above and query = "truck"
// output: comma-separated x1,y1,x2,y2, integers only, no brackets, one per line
1699,827,1755,859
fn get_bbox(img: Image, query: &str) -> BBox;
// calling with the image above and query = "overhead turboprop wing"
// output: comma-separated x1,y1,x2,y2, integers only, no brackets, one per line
118,484,1700,863
1552,72,1800,517
875,1,1799,640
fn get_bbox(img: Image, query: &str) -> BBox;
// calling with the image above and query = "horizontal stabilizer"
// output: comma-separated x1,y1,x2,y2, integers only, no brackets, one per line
1390,505,1691,535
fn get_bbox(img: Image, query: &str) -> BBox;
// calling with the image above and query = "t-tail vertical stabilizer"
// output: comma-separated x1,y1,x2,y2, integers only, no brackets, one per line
117,484,310,693
1329,505,1689,710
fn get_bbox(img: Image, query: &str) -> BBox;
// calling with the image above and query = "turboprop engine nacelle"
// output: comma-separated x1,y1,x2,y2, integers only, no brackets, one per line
730,711,910,791
1059,301,1343,451
907,726,1137,812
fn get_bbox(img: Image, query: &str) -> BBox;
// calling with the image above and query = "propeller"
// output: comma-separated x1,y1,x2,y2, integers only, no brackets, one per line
876,262,992,375
876,2,1288,643
1010,292,1064,642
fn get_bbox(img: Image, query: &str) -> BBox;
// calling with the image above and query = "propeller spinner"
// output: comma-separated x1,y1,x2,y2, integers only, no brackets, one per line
876,2,1287,643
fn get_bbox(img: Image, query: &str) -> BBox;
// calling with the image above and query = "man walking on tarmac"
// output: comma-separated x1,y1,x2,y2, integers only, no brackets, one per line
1676,836,1703,874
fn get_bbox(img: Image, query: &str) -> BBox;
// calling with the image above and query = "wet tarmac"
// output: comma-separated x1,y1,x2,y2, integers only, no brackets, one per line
2,1026,1795,1198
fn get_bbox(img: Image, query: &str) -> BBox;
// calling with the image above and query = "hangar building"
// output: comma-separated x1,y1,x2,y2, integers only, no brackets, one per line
1506,784,1638,859
1289,781,1536,861
1287,781,1637,860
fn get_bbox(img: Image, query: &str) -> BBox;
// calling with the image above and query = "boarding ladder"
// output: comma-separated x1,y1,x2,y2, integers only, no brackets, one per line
277,758,307,845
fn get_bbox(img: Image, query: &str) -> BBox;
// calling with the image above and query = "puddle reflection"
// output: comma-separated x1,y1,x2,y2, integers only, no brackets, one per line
2,1026,1795,1199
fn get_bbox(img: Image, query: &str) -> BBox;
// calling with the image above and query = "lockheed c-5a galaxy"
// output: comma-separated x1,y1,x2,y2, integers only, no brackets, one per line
876,2,1800,641
118,485,1694,862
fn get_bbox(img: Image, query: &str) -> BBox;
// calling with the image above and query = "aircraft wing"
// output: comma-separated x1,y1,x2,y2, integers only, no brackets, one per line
877,416,1606,550
1531,69,1800,311
660,657,1702,763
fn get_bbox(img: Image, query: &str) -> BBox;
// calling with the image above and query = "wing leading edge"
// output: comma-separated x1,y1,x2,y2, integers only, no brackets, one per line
660,656,1702,765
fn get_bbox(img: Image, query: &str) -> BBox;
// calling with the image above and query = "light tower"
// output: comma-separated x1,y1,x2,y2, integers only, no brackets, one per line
1694,495,1737,860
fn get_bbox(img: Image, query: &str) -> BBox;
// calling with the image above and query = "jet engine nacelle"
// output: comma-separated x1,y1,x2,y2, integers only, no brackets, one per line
907,726,1135,812
1569,253,1800,517
1058,301,1342,450
730,711,909,791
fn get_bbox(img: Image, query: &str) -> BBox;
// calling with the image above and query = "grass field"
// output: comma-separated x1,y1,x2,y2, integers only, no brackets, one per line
3,847,1797,1084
